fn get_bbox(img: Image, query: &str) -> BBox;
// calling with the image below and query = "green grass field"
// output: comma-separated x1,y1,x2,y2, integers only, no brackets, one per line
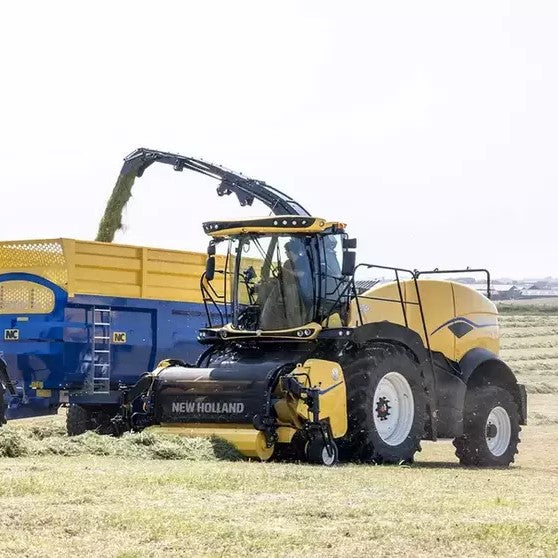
1,310,557,557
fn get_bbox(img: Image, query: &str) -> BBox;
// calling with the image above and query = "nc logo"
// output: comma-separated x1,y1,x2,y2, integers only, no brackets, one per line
4,329,19,341
112,332,127,344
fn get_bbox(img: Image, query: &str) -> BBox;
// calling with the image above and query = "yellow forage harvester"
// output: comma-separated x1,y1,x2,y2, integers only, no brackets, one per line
111,187,525,466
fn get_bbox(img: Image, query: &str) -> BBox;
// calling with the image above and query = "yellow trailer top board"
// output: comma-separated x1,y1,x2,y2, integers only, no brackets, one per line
0,238,219,304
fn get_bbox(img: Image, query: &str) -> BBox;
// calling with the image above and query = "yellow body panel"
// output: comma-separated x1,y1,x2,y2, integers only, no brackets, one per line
150,423,273,460
452,282,500,360
0,238,225,303
276,426,297,444
350,279,499,361
276,359,348,439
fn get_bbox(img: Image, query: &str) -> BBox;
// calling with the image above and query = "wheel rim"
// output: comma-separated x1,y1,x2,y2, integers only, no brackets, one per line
485,406,511,456
321,446,336,466
373,371,415,446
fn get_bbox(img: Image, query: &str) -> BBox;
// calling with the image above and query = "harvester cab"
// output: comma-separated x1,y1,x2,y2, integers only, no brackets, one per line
199,216,355,339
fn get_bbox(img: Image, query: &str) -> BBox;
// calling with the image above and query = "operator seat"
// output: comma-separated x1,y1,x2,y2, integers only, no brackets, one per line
259,240,312,330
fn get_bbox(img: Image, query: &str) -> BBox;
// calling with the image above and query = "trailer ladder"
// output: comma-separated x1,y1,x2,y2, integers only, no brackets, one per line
92,307,111,393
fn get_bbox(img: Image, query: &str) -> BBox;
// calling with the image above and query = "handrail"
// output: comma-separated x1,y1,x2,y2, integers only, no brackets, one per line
414,268,491,299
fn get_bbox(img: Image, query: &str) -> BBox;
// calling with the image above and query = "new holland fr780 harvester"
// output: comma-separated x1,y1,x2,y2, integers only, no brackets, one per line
114,211,527,466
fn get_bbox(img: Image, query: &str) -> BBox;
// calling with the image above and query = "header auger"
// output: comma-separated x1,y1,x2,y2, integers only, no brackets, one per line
112,171,526,467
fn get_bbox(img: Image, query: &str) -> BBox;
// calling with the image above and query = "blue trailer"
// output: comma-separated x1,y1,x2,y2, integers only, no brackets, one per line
0,238,217,431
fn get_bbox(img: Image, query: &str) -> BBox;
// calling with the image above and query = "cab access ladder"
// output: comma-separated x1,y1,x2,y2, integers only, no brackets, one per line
91,307,111,393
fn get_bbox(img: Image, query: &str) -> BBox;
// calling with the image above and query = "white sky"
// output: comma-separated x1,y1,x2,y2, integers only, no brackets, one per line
1,1,556,278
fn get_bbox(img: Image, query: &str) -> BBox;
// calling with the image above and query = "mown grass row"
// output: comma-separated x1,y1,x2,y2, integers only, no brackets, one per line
0,422,241,460
499,321,558,329
499,310,558,395
500,314,558,325
521,381,558,394
500,328,558,338
508,361,558,373
503,340,556,349
497,303,558,315
501,351,558,362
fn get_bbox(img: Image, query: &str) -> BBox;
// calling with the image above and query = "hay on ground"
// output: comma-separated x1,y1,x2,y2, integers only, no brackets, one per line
0,422,242,461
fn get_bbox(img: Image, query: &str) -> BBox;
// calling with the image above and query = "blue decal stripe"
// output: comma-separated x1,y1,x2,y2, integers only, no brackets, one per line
431,316,498,336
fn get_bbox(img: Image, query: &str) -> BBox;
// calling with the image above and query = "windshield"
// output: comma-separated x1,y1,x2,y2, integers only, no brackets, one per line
230,233,345,331
233,235,314,330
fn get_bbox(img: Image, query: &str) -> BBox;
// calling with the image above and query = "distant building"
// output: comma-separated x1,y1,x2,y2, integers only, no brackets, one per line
474,284,522,300
530,281,550,290
521,288,558,298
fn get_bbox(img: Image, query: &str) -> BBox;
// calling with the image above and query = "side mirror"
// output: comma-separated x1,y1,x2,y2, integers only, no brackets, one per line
205,241,217,281
343,237,357,250
205,257,216,281
342,250,356,276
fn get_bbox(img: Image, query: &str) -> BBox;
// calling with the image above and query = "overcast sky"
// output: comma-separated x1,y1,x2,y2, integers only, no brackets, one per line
1,1,556,279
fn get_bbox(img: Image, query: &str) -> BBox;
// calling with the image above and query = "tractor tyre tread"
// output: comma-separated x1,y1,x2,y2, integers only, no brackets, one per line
453,385,521,467
343,343,427,464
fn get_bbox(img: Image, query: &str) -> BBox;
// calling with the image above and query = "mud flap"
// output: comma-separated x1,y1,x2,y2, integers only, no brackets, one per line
518,383,528,425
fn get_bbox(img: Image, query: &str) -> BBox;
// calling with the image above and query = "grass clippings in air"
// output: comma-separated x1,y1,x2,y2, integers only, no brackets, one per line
95,172,137,243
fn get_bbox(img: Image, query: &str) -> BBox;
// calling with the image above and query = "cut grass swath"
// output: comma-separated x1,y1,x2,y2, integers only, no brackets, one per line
0,422,241,461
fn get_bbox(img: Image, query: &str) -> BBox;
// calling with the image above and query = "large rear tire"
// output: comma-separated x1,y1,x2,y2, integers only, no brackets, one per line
344,344,427,464
453,386,520,467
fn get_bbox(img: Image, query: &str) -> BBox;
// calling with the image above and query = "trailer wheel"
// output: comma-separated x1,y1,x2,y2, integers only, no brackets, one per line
345,344,426,464
454,385,520,467
306,438,339,466
66,404,92,436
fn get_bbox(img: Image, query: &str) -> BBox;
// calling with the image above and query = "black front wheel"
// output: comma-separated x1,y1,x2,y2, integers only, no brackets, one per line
454,386,521,467
306,438,339,466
